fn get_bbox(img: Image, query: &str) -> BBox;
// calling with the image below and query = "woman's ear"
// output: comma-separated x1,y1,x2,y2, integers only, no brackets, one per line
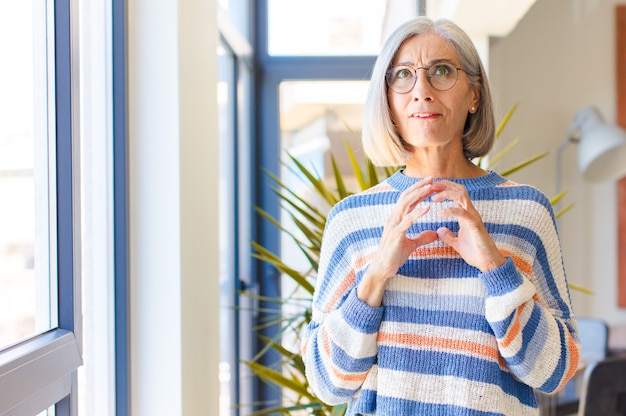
469,87,480,113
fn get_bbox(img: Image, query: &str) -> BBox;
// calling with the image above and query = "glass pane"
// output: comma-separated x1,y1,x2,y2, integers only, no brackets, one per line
279,80,368,185
268,0,387,56
0,2,56,348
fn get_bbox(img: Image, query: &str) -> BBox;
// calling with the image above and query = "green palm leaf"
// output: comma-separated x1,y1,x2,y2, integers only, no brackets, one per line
345,139,367,190
244,361,315,400
331,154,350,199
499,151,549,177
251,242,315,294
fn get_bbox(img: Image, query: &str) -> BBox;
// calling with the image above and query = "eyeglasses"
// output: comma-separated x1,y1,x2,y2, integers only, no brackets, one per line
385,63,465,93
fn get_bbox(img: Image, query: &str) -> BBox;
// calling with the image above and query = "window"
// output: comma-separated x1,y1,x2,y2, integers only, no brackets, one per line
278,79,371,267
0,0,82,414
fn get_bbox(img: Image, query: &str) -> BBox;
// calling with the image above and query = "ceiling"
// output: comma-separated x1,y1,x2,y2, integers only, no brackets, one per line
426,0,538,37
382,0,538,40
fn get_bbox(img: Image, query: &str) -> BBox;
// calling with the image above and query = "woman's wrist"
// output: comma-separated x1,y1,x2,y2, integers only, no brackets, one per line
356,267,390,307
478,253,507,273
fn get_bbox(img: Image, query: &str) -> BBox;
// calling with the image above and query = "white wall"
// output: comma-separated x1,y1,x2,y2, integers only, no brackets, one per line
490,0,626,325
128,0,220,414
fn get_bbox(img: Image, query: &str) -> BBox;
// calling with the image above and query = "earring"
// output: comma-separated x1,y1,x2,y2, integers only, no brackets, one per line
470,106,476,113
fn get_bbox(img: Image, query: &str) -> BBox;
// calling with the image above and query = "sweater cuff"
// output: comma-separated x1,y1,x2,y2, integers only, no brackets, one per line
480,257,525,297
341,288,384,334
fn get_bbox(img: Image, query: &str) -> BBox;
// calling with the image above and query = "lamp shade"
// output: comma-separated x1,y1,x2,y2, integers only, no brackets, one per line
574,106,626,181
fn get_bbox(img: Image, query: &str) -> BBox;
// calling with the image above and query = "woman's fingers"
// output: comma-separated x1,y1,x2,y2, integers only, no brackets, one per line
392,177,435,221
430,181,507,271
431,181,471,210
436,226,457,247
438,206,473,222
403,204,431,228
413,229,439,246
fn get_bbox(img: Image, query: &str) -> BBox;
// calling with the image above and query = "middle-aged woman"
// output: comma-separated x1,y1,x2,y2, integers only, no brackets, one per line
301,16,580,415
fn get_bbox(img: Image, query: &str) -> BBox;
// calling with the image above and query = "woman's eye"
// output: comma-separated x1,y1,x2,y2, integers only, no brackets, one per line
395,68,412,79
432,64,452,76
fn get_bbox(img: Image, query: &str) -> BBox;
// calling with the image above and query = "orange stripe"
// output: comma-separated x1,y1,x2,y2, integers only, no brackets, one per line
320,327,368,383
500,250,533,275
354,253,374,270
326,271,356,311
377,332,500,361
412,245,459,258
500,304,525,348
556,330,581,391
325,253,374,311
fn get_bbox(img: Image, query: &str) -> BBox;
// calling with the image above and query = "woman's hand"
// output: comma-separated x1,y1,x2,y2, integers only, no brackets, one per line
357,177,439,307
430,180,506,273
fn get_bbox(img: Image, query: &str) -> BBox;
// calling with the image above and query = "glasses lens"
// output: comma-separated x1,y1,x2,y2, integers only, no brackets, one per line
427,63,458,91
387,66,415,93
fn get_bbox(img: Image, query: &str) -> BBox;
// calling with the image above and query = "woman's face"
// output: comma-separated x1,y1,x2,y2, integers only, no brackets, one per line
387,32,479,153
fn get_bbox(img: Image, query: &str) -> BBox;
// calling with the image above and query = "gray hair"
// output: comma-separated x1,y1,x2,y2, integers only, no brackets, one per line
362,16,496,167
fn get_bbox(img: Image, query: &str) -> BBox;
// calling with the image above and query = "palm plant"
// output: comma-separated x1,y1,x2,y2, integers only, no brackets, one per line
242,104,586,415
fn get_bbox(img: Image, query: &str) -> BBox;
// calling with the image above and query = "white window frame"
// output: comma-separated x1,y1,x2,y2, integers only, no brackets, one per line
0,0,83,414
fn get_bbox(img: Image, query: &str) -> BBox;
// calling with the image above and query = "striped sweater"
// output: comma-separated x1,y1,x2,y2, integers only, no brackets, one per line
301,170,580,416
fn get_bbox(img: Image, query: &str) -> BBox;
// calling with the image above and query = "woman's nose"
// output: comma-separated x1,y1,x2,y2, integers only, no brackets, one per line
411,71,434,101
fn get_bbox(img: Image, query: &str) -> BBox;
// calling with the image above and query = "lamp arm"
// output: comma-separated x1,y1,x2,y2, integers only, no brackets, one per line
556,138,569,198
555,127,579,212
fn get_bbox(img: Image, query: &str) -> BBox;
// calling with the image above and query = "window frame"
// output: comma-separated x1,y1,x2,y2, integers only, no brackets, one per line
218,3,255,415
112,0,129,414
0,0,83,414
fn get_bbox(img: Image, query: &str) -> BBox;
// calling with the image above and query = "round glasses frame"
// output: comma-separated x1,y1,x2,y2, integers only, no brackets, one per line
385,64,466,93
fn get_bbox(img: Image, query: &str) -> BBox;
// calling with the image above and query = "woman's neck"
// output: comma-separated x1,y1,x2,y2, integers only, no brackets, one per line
402,149,485,179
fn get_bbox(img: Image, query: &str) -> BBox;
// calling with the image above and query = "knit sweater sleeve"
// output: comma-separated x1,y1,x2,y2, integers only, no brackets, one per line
301,199,383,405
481,188,580,394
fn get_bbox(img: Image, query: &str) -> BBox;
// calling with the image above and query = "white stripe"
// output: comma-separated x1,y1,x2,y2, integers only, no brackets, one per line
485,277,536,322
325,310,379,358
376,368,537,414
387,275,485,297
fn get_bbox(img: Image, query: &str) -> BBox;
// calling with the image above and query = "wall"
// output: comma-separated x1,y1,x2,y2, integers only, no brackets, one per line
490,0,626,325
128,0,220,414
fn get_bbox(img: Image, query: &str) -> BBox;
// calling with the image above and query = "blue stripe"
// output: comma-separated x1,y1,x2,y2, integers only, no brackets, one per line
384,305,492,334
490,311,515,337
387,291,485,314
398,257,478,278
328,337,377,373
539,322,568,392
308,336,362,400
503,305,542,368
326,190,397,223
